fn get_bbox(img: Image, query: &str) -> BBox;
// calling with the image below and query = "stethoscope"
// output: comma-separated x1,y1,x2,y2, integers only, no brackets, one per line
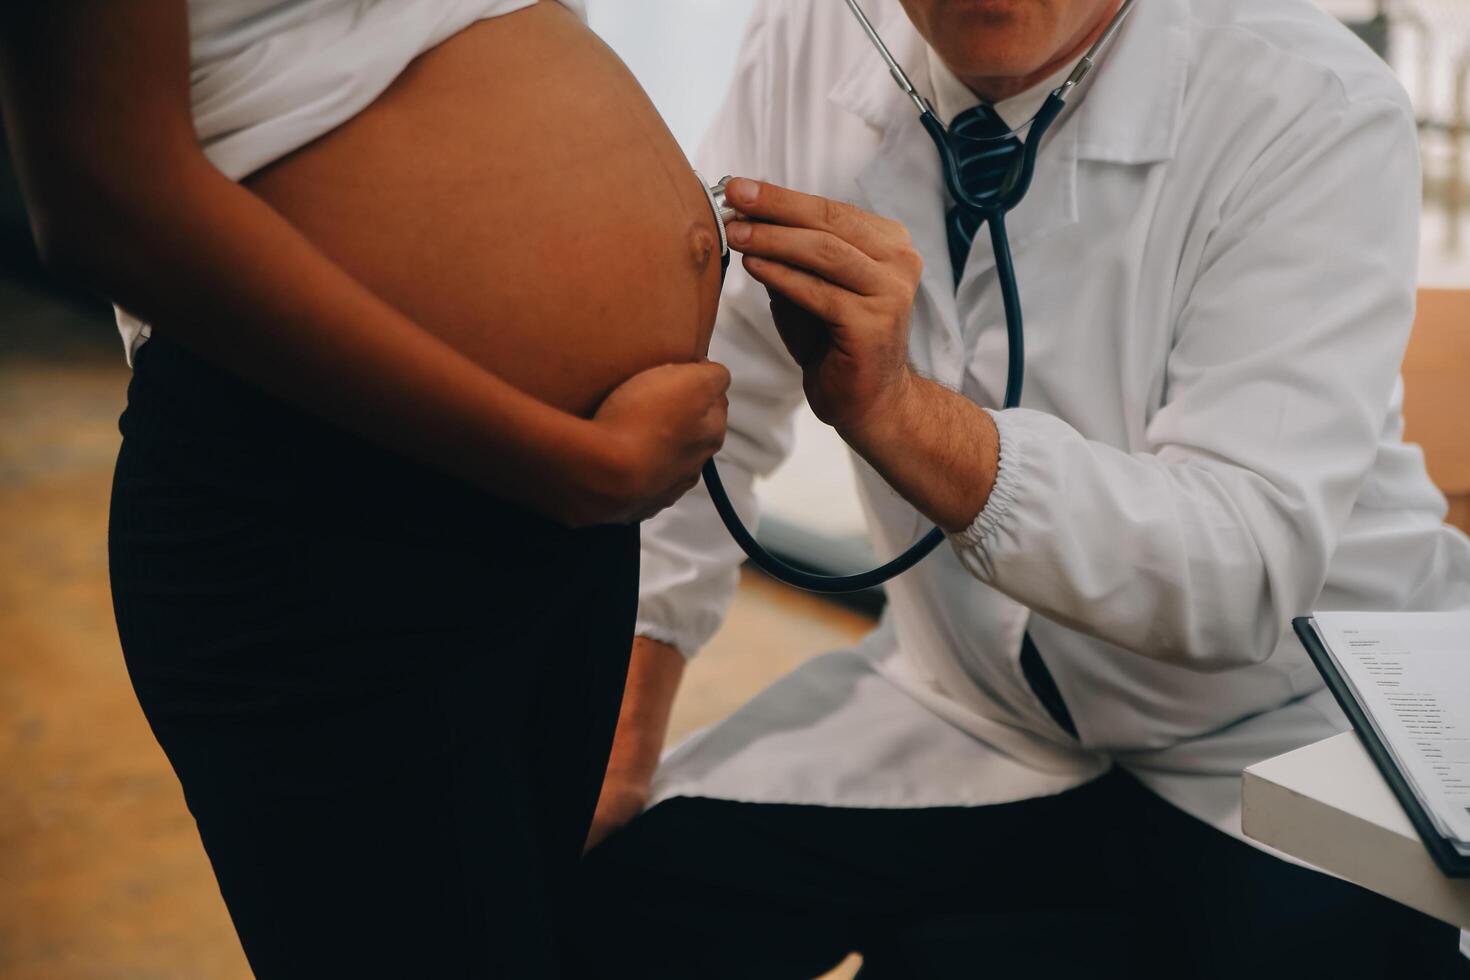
696,0,1138,595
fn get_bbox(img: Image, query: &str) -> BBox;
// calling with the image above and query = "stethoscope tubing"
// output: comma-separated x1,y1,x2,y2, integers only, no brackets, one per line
697,2,1133,596
699,460,947,594
923,94,1065,214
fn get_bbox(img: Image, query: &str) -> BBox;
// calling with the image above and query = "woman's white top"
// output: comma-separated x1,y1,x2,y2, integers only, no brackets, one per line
116,0,586,360
637,0,1470,854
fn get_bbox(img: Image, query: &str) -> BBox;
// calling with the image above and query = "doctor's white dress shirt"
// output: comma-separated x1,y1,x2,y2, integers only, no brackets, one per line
636,0,1470,847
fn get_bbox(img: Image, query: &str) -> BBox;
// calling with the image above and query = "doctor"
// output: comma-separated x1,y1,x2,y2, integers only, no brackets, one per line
579,0,1470,975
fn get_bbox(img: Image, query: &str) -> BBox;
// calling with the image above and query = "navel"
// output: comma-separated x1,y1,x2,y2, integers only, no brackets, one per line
687,221,718,272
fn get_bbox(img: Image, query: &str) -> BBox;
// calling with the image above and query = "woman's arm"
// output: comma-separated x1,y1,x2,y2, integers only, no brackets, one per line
0,0,727,526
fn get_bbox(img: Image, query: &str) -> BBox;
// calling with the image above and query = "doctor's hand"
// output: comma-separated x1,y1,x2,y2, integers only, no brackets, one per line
725,177,1001,534
723,178,923,441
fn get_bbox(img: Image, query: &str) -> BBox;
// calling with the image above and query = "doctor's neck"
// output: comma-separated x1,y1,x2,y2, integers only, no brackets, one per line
904,0,1123,104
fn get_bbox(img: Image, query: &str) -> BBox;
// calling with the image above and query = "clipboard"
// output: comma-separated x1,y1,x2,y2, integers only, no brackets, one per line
1294,617,1470,878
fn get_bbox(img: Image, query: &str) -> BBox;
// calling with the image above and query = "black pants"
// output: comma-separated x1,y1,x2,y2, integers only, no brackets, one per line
576,769,1468,979
109,337,637,978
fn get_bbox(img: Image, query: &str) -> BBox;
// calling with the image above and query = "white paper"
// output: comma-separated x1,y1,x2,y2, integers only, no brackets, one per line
1312,611,1470,848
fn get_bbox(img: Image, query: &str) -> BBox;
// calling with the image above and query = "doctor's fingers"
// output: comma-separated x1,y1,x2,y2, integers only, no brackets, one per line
727,221,889,297
723,178,908,260
744,253,899,329
768,294,827,367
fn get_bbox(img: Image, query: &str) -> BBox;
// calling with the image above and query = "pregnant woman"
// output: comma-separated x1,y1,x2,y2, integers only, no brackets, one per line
0,1,725,975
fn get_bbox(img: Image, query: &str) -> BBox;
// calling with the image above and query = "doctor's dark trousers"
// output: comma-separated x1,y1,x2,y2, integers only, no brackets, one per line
574,769,1468,979
108,335,636,978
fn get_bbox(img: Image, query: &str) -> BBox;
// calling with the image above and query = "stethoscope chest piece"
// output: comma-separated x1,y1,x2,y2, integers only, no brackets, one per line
697,173,742,269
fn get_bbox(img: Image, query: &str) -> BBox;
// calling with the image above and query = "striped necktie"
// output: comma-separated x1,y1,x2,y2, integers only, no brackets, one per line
944,104,1023,288
939,105,1079,739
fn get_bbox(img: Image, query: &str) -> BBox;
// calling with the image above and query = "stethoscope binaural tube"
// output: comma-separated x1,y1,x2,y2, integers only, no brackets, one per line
694,0,1136,595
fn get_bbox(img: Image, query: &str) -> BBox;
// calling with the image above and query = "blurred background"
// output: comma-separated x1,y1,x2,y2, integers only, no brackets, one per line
1,1,1466,977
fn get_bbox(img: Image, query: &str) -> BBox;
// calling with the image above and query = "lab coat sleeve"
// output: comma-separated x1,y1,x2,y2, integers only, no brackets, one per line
950,93,1421,671
634,2,806,658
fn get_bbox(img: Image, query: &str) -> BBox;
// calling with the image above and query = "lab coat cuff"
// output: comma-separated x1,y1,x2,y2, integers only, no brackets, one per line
633,622,696,661
948,408,1025,580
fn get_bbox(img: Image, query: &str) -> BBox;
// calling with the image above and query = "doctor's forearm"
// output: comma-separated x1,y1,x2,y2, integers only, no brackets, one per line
584,637,684,851
841,370,1001,534
604,637,686,784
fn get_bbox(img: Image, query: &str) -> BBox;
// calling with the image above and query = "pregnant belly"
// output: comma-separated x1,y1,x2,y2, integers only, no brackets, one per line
243,2,722,417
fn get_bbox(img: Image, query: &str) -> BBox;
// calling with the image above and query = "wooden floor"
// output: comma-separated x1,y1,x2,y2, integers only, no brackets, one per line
0,276,869,979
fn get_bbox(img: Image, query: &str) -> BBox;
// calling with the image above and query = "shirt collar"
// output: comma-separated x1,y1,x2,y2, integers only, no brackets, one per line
926,50,1082,141
829,0,1187,164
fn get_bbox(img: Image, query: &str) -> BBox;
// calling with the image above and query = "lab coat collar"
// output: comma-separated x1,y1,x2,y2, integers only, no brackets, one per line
827,0,1188,165
826,2,934,136
1073,0,1189,164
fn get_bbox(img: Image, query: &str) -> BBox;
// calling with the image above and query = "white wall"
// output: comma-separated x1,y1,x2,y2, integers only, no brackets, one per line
585,0,759,158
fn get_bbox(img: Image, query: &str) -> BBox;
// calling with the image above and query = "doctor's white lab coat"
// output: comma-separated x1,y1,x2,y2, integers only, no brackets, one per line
635,0,1470,842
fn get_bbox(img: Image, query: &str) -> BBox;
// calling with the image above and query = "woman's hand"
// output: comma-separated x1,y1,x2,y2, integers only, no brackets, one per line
556,360,730,526
722,178,924,442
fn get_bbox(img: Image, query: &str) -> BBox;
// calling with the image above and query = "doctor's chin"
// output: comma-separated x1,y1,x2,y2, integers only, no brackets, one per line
3,0,1470,977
